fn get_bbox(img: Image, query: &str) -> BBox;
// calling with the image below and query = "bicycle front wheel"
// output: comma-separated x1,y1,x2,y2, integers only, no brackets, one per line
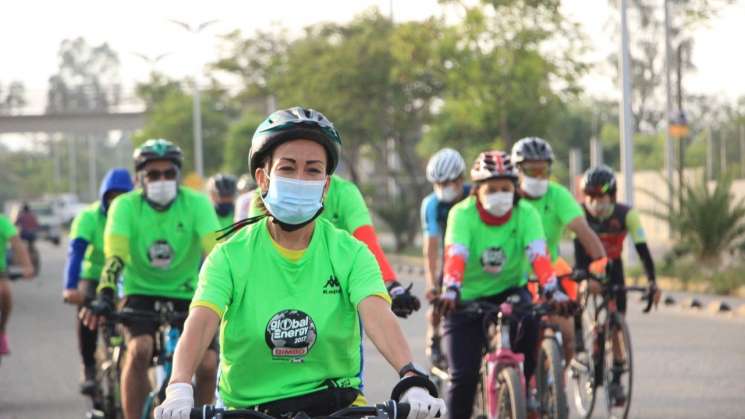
569,291,599,419
536,337,568,419
603,313,633,419
494,367,526,419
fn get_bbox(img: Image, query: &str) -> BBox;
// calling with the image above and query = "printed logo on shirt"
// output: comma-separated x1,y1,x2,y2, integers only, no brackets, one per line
265,309,318,361
481,246,506,274
147,240,173,269
323,275,341,295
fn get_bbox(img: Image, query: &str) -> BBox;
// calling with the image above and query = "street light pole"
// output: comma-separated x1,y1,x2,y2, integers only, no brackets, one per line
664,0,675,228
169,19,219,179
619,0,635,207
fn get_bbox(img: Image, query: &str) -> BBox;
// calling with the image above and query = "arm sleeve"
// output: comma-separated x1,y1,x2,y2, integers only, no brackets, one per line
634,242,656,283
347,245,390,307
420,197,441,237
443,206,470,287
64,238,89,290
104,197,131,262
574,238,591,269
352,225,396,282
191,245,234,318
625,209,647,244
194,194,221,254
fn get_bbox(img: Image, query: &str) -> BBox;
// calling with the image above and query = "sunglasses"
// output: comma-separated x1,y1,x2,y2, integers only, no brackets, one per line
520,165,550,178
144,168,179,182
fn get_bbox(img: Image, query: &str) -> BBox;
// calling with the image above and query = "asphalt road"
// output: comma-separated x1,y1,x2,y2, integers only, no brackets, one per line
1,241,744,419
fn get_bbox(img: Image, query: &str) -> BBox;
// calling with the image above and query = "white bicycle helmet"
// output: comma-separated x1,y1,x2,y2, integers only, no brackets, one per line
426,148,466,183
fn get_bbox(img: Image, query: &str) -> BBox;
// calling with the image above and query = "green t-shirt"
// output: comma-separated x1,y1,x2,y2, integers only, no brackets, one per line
69,202,107,280
445,197,545,300
104,187,220,300
249,175,373,233
217,212,234,230
0,215,18,272
522,181,584,261
192,217,386,408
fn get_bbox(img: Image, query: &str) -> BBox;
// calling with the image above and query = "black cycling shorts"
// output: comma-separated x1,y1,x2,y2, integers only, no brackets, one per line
608,260,627,314
121,295,218,351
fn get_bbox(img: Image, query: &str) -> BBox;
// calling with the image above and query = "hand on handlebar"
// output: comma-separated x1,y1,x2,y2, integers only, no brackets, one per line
543,276,569,302
436,285,460,316
79,290,115,330
643,282,661,314
400,387,446,419
155,383,194,419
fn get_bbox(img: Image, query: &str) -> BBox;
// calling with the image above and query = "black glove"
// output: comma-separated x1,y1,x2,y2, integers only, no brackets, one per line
89,288,116,317
643,281,659,314
388,281,421,319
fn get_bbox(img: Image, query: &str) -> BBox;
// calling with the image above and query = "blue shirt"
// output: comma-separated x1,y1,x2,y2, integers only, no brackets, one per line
420,184,472,239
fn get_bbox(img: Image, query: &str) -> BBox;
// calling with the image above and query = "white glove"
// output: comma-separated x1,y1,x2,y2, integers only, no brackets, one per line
154,382,194,419
400,386,447,419
544,277,569,302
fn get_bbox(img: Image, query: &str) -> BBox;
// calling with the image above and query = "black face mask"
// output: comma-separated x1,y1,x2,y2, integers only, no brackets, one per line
215,203,234,217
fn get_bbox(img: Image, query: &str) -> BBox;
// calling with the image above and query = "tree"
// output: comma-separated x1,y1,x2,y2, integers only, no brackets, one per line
0,81,27,115
133,88,232,175
222,111,263,175
46,37,122,113
422,0,588,158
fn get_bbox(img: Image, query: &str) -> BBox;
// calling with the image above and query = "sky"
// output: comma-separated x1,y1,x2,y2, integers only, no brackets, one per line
2,0,744,112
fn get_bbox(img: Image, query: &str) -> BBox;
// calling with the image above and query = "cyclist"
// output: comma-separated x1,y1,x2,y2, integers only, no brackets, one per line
233,174,256,222
439,150,565,419
82,139,221,419
245,167,420,318
420,148,470,368
154,107,445,419
0,213,35,355
62,167,134,394
511,136,607,364
574,164,660,405
14,203,40,248
206,173,238,229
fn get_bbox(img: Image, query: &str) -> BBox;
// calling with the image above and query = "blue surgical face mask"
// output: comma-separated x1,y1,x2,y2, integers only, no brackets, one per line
261,173,327,226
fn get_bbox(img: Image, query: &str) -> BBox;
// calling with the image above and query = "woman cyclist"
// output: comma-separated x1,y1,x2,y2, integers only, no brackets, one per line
155,107,445,419
438,151,565,419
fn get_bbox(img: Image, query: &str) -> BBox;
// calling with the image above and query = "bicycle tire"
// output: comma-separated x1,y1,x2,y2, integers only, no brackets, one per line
603,313,633,419
472,367,488,419
536,337,568,419
569,290,599,419
495,367,526,419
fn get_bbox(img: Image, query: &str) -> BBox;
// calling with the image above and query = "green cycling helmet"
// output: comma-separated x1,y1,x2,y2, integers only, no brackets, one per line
133,139,183,171
248,107,341,180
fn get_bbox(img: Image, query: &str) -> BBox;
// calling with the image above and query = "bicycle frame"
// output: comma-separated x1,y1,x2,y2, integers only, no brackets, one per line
141,302,183,419
484,302,525,419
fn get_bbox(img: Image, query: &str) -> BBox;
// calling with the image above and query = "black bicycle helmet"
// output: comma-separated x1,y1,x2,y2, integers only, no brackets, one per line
207,174,238,197
133,139,183,171
582,165,617,196
511,137,554,165
248,107,341,180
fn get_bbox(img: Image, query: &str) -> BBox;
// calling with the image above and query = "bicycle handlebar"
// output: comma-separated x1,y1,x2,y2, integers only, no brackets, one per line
558,270,656,313
106,307,188,325
190,401,411,419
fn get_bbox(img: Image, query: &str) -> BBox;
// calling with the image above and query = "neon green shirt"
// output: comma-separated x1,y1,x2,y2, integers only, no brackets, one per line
104,187,220,299
0,215,18,272
522,181,584,260
191,217,387,408
69,202,107,280
217,213,234,230
445,197,545,300
249,175,372,233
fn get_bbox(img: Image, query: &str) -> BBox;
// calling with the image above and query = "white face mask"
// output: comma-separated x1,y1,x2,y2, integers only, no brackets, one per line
483,192,514,217
261,174,326,226
522,176,549,198
435,185,460,203
589,201,613,217
145,180,178,207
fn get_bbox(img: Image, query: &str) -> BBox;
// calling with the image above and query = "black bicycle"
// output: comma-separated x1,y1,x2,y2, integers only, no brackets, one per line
189,401,414,419
564,268,654,419
86,303,188,419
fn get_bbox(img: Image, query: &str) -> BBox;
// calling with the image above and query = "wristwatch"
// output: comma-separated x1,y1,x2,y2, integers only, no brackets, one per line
398,362,428,378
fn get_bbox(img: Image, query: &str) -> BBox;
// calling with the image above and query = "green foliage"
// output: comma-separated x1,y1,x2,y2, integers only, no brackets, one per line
222,112,263,175
133,89,231,174
643,173,745,264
